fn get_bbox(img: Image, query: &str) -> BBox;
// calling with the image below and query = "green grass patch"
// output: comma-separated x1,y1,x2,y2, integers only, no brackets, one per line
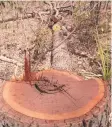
94,27,111,81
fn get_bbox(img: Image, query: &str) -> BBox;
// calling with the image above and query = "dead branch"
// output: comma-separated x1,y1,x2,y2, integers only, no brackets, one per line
53,2,59,17
0,13,38,24
60,1,69,7
38,11,50,24
43,1,53,10
0,55,23,66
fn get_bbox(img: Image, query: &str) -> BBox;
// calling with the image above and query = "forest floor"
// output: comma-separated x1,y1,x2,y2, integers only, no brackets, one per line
0,1,111,81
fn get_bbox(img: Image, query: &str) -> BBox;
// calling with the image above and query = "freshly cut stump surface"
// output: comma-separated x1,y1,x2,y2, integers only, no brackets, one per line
0,69,107,126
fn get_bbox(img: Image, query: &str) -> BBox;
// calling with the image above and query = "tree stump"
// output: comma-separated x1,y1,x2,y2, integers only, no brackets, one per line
0,70,110,127
0,24,110,127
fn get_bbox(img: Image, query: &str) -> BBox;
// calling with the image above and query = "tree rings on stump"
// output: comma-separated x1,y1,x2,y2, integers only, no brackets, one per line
0,69,108,127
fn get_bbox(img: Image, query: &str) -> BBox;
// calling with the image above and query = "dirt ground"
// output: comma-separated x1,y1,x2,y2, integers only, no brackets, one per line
0,1,110,81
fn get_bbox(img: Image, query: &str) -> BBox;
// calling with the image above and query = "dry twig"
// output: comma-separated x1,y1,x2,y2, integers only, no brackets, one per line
0,55,23,66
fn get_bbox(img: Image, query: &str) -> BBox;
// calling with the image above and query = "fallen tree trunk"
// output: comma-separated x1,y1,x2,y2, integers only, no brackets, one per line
51,23,72,71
